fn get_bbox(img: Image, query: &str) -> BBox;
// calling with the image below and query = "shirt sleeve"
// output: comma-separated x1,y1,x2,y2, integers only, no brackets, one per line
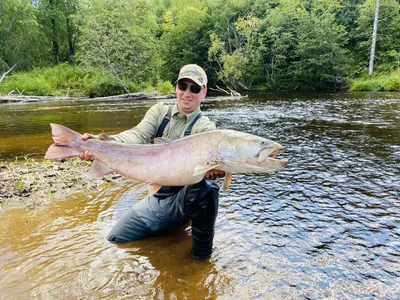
191,115,216,134
110,102,164,144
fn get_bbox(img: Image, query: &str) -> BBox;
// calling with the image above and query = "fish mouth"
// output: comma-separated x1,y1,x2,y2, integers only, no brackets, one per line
256,146,288,166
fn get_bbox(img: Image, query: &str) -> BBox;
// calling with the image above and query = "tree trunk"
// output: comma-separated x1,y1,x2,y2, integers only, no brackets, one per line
369,0,380,76
0,62,19,83
49,0,60,64
66,16,75,62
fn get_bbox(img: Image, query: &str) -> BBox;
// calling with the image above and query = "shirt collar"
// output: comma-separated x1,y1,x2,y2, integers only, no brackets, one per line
172,104,201,123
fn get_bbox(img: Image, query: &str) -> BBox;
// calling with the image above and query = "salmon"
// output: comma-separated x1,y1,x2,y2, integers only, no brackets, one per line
44,124,288,194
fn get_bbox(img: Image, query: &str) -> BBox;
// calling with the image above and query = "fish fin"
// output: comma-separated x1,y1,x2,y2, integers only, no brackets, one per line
148,183,162,196
44,123,82,159
153,137,173,144
45,144,77,159
222,172,233,193
193,163,222,177
87,161,113,178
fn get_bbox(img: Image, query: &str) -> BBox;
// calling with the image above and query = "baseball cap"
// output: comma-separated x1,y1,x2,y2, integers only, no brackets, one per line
176,64,207,87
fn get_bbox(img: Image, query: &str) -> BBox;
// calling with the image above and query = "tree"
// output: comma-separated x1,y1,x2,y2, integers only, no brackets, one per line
208,13,262,90
354,0,400,74
259,0,303,89
259,0,349,90
36,0,80,64
290,0,350,89
77,0,159,91
0,0,47,77
369,0,380,75
159,0,209,82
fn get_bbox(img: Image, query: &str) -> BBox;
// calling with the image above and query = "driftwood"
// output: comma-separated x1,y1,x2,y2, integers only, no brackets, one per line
0,92,176,104
209,85,242,97
0,91,248,104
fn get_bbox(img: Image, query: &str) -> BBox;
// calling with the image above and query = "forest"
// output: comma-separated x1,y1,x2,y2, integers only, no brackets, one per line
1,0,400,97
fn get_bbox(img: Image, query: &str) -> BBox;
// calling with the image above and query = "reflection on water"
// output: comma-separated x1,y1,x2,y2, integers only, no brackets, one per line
0,92,399,299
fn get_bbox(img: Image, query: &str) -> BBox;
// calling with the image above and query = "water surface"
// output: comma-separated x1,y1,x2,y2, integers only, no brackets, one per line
0,92,399,299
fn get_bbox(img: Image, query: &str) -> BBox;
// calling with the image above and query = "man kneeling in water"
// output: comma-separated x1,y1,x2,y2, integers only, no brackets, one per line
80,64,224,259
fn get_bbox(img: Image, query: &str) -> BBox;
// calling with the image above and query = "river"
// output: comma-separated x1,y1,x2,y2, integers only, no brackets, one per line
0,92,399,299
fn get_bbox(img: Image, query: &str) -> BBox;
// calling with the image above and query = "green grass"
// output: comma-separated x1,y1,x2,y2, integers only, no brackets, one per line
347,69,400,92
0,64,175,97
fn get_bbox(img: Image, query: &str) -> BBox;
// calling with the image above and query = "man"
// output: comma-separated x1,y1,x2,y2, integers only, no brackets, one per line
81,64,222,259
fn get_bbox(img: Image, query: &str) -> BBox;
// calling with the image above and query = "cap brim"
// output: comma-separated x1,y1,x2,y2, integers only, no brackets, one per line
177,76,204,87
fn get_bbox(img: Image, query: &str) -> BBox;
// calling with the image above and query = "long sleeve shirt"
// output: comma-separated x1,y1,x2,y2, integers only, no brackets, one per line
110,102,216,144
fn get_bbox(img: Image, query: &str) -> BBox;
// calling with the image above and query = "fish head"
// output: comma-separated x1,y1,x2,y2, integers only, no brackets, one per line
218,131,288,173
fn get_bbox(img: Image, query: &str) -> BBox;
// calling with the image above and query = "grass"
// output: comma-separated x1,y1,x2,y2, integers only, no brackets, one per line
347,69,400,92
0,64,175,97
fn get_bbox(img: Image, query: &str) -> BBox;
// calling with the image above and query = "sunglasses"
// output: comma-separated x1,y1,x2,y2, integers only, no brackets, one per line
177,81,203,94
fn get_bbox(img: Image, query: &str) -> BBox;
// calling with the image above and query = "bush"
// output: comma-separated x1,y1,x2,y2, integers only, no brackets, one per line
0,64,171,97
0,64,89,96
347,69,400,92
86,79,127,97
157,80,174,95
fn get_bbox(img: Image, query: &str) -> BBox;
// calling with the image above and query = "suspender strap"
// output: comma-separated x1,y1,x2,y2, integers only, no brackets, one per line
156,105,203,138
155,105,173,138
184,112,203,136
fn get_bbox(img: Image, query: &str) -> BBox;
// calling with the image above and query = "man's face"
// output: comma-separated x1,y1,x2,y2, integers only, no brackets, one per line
176,79,207,114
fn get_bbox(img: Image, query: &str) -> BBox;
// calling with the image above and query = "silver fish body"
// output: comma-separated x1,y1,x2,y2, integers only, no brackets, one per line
45,124,287,191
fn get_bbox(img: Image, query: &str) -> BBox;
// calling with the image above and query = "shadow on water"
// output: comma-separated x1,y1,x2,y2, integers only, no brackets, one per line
0,92,399,298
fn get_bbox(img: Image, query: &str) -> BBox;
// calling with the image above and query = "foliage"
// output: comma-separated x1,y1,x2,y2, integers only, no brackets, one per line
0,0,48,73
36,0,81,64
76,0,159,91
259,0,350,90
208,12,262,90
352,0,400,74
290,0,350,90
1,0,400,92
157,80,174,95
347,69,400,91
0,64,129,97
159,0,209,82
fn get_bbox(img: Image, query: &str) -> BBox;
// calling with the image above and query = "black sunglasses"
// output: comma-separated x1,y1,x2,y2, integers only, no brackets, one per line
177,81,203,94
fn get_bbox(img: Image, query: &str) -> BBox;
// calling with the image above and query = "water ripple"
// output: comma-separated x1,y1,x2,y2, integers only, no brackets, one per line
1,93,399,299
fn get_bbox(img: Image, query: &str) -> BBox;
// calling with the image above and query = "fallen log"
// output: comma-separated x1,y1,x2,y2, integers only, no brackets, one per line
0,92,247,104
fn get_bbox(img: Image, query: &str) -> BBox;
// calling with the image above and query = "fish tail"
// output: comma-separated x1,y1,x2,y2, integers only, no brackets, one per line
44,123,82,159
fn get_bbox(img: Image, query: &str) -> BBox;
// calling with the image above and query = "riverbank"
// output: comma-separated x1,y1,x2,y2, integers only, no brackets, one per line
0,92,248,104
0,92,176,104
347,69,400,92
0,158,125,211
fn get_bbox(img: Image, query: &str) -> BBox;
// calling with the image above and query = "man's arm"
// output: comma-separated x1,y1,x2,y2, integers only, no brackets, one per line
110,102,165,144
79,103,165,160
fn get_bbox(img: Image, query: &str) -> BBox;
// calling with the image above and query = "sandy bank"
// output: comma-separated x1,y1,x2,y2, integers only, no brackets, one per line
0,158,125,211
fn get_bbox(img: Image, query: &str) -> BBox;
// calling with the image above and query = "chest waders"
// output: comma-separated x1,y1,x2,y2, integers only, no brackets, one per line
107,106,219,259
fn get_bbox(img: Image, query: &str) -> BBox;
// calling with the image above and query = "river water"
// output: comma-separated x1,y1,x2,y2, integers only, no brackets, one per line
0,92,399,299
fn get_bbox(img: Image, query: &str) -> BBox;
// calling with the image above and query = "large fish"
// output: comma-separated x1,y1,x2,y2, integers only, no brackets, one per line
45,124,288,194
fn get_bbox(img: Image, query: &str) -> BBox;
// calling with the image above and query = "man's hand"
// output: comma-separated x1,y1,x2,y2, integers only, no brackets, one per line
82,133,113,141
204,169,225,180
79,132,113,160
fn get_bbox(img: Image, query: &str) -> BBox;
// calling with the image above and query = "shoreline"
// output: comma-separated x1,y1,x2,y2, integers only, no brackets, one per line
0,92,176,104
0,92,248,104
0,158,125,212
